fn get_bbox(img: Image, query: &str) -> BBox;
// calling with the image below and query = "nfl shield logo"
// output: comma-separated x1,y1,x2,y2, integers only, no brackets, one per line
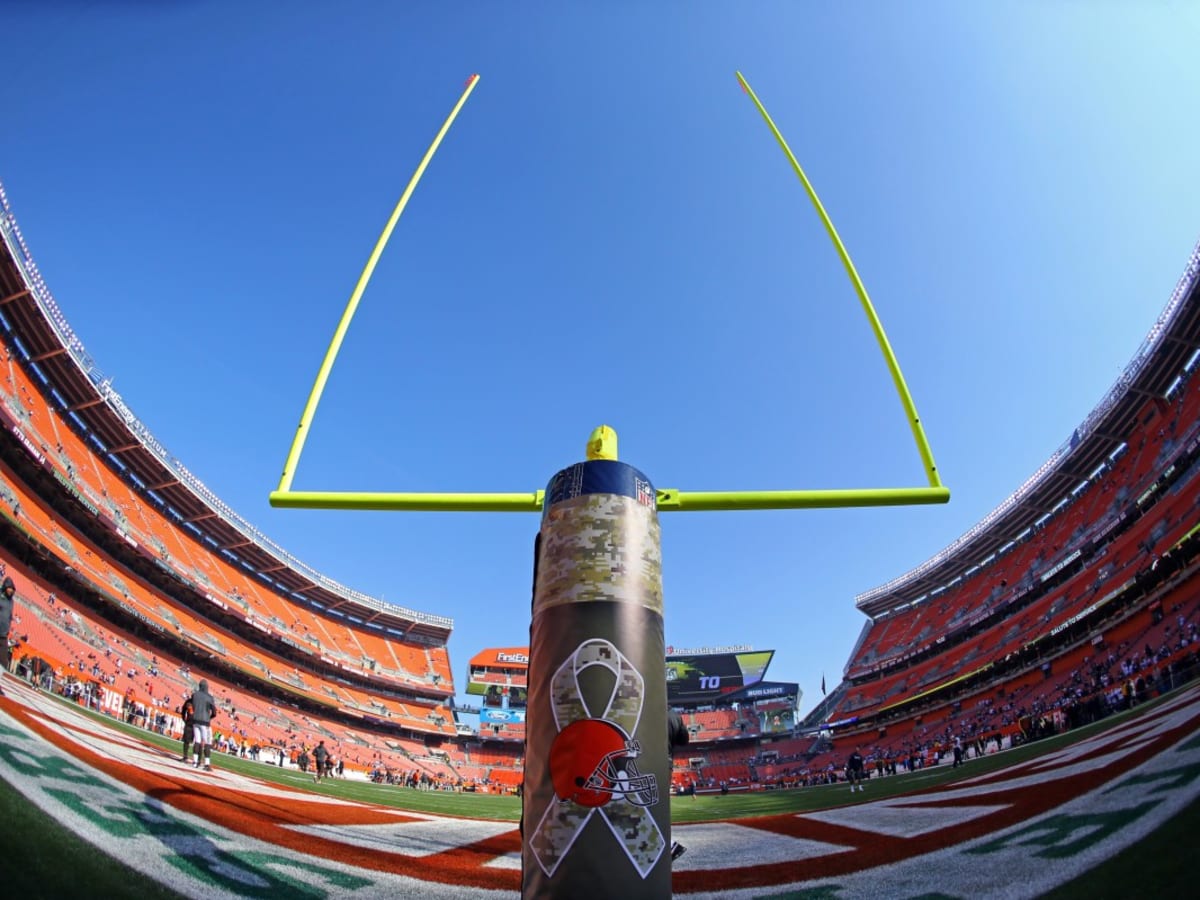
635,478,655,508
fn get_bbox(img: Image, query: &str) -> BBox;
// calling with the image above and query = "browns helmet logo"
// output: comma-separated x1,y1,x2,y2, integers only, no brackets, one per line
548,718,658,808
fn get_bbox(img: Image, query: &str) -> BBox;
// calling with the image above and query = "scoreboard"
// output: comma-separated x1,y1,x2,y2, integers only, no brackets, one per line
665,650,774,705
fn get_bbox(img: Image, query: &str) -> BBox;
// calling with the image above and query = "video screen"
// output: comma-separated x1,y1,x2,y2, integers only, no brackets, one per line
666,650,774,705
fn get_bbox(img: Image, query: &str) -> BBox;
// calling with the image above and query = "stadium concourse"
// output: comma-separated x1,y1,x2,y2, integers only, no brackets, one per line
3,177,1200,897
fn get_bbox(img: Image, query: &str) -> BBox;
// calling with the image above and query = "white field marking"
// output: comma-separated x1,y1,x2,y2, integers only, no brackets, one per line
16,685,177,753
1037,701,1198,765
8,679,517,830
6,678,381,809
35,711,367,804
5,670,1199,898
955,691,1200,790
904,769,948,782
481,852,521,870
883,690,1200,792
285,818,516,857
0,701,517,899
682,687,1200,899
803,801,1009,838
933,744,1148,801
669,822,851,871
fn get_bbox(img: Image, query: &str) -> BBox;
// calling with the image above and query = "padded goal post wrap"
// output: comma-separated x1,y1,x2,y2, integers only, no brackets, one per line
522,460,671,899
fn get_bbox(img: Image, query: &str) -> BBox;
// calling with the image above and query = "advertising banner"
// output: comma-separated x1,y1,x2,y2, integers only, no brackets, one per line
481,707,526,724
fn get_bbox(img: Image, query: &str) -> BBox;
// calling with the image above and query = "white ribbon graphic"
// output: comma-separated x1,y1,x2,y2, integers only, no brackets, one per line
530,639,666,879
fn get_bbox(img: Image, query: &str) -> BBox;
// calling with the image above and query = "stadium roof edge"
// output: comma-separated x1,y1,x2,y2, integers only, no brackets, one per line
0,180,452,635
855,236,1200,616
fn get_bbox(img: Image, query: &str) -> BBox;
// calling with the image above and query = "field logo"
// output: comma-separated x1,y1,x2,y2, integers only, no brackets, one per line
530,639,664,878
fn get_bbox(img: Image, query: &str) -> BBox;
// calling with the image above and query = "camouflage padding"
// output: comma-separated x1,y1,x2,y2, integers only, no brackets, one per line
600,797,666,876
532,638,666,881
551,639,644,737
530,794,666,881
524,459,669,898
535,492,663,616
528,799,592,878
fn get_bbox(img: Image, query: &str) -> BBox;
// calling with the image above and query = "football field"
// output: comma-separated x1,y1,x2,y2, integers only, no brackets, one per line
2,670,1199,898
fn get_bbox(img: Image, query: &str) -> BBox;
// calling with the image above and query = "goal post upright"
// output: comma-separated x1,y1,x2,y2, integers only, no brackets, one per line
267,72,951,900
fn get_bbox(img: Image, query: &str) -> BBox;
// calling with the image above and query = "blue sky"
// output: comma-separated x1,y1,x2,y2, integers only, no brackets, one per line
3,1,1198,716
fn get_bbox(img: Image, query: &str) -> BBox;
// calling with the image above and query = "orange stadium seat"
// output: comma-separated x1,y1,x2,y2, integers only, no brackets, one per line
1,349,454,702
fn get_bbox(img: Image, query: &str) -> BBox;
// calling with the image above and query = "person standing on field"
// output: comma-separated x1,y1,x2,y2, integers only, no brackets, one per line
313,740,329,783
0,577,15,693
847,746,866,793
187,679,218,771
179,694,195,762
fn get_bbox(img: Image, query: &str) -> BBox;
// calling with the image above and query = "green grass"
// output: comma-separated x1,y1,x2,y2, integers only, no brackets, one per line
670,700,1162,822
17,687,1174,826
1,685,1195,899
1039,794,1199,900
0,774,185,899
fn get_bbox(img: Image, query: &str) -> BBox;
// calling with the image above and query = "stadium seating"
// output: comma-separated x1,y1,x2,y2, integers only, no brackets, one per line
4,193,1200,796
1,348,451,687
1,348,459,731
834,369,1200,723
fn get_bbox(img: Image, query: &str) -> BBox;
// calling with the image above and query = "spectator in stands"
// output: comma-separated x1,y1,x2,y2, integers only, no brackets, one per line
846,746,866,793
0,577,15,691
187,679,218,771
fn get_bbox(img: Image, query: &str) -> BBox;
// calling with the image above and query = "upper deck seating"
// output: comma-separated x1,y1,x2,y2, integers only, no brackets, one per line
1,353,455,703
